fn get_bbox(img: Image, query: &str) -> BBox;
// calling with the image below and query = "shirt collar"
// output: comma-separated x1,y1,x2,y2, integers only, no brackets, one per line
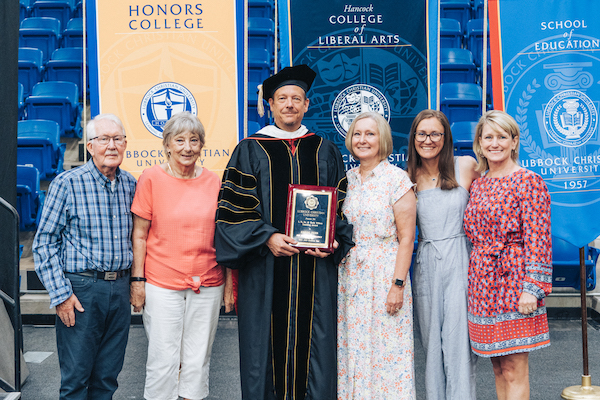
257,124,309,139
350,159,388,181
86,160,122,188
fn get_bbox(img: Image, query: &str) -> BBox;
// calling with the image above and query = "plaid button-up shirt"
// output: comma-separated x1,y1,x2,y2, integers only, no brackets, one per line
33,160,137,307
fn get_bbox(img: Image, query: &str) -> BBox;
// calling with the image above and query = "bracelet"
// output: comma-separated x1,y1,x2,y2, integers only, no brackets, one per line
129,277,147,283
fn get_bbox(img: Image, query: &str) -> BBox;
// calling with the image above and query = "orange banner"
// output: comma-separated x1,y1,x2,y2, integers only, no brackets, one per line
88,0,242,178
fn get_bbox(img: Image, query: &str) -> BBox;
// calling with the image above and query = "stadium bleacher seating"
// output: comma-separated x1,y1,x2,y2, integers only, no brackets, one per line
451,120,478,156
440,48,477,84
73,0,82,18
248,48,271,86
248,17,275,61
18,83,25,120
17,119,66,179
440,0,472,34
552,236,598,291
440,82,482,123
45,47,87,99
19,17,61,63
25,81,82,138
473,0,485,19
18,47,44,97
439,18,462,49
16,164,45,231
20,0,31,21
62,18,83,48
466,18,489,69
248,0,274,18
248,121,261,135
30,0,74,34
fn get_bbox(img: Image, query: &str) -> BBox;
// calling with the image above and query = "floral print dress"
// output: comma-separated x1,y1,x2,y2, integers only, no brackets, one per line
463,169,552,357
338,160,416,399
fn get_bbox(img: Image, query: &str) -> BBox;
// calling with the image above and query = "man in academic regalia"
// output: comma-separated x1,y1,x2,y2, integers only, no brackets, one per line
215,64,354,400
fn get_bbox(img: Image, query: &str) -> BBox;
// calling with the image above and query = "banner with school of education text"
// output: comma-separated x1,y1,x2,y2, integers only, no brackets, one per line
285,1,431,170
87,0,244,178
489,0,600,248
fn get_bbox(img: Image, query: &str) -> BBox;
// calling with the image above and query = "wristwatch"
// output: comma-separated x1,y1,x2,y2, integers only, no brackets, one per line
392,278,405,288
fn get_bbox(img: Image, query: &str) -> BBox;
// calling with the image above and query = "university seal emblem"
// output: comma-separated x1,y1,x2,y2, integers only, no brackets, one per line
543,89,598,148
140,82,197,138
331,84,391,137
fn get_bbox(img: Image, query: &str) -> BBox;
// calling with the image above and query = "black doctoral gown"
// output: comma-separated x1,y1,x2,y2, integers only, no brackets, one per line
215,132,354,400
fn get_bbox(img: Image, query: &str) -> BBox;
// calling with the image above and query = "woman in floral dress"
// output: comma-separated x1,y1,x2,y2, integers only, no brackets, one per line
464,110,552,400
338,111,417,399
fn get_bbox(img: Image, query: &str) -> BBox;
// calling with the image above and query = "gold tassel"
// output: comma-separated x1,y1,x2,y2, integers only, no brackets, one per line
257,84,265,117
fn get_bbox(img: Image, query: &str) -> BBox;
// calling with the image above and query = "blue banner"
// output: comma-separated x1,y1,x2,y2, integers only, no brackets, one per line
286,1,431,170
490,0,600,248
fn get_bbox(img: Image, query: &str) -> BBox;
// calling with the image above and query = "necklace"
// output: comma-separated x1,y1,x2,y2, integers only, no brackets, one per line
168,162,196,179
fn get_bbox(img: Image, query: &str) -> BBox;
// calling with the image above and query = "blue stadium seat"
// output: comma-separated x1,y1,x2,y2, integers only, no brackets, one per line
248,0,274,18
440,48,476,84
62,18,83,47
439,18,462,48
473,0,485,19
466,18,490,68
46,47,87,99
20,0,32,21
440,0,472,34
19,17,61,63
440,82,482,124
16,164,45,231
248,48,271,85
18,47,44,97
73,0,82,18
552,236,598,291
17,119,66,179
18,83,25,120
248,121,261,135
451,120,477,157
25,81,81,138
30,0,74,33
248,17,275,58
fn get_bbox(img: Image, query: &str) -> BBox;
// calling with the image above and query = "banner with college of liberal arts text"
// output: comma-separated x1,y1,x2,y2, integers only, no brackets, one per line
489,0,600,248
87,0,243,178
285,1,431,170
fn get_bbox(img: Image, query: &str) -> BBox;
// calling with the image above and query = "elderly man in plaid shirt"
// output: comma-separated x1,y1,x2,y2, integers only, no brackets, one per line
33,113,136,400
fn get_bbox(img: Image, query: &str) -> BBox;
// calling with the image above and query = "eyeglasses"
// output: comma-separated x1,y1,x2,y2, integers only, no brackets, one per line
89,135,127,145
415,132,444,142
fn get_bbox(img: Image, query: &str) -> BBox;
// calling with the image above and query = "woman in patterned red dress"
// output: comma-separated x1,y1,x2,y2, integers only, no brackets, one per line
463,110,552,400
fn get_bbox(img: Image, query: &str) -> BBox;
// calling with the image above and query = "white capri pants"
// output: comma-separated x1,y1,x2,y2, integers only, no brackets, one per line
143,282,224,400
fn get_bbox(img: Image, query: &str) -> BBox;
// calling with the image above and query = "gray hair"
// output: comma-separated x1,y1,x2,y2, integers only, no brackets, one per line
87,113,125,140
162,112,206,159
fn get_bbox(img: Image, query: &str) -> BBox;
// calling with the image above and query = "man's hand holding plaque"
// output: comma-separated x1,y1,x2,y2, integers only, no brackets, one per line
285,184,338,253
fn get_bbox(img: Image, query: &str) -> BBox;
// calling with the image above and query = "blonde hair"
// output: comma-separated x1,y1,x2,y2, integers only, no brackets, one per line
344,112,393,161
473,110,520,173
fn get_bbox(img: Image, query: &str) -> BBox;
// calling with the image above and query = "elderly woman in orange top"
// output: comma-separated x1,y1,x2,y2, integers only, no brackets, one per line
130,111,233,400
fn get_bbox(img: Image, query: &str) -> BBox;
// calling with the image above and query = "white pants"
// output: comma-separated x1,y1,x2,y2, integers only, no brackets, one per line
143,283,224,400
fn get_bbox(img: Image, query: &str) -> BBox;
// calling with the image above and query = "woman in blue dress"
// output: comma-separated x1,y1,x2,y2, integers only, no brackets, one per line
407,110,479,400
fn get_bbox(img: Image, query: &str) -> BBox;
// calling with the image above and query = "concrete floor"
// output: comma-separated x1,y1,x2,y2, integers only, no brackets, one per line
15,316,600,400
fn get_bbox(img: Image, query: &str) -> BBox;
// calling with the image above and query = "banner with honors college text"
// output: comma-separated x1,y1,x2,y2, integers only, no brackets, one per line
286,1,430,170
87,0,243,178
489,0,600,248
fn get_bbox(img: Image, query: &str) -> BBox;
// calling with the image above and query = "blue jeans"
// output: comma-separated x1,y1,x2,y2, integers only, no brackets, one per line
56,272,131,400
